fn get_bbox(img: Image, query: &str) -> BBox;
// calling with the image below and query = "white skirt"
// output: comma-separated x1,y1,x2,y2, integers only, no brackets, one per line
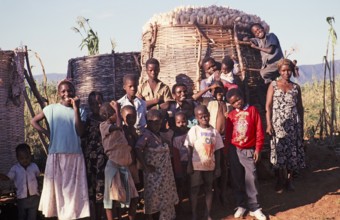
39,154,90,220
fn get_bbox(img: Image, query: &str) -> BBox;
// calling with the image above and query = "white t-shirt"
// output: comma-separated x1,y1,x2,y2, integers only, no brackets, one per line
7,162,40,199
184,125,224,171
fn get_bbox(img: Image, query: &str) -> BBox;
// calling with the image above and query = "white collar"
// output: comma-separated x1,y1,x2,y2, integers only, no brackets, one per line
235,104,249,112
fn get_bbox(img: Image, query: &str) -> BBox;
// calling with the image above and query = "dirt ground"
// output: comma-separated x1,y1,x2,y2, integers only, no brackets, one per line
1,141,339,220
175,141,340,220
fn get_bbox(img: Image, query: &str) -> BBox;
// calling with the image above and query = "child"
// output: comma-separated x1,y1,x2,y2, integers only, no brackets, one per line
135,109,178,220
0,144,40,220
225,88,266,220
206,81,229,205
167,83,197,129
184,105,224,220
83,91,106,220
193,57,218,104
206,56,239,91
31,79,90,219
249,23,283,85
292,59,300,77
99,101,139,220
118,74,147,134
121,105,140,220
172,112,190,206
137,58,172,110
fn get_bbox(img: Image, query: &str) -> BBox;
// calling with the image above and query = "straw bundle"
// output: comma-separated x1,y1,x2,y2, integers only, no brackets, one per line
67,52,141,111
0,50,25,174
141,5,264,103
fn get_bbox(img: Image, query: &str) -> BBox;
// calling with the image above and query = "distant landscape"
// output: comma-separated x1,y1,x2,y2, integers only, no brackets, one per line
33,60,340,85
296,59,340,84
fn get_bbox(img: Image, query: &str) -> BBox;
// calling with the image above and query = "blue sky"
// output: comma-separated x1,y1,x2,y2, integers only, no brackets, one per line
1,0,339,74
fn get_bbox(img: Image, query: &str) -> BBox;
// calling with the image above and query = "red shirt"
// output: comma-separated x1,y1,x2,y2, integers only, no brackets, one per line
225,105,264,152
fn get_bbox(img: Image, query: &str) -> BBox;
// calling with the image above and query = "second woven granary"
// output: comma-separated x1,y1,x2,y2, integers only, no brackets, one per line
67,52,141,111
141,5,266,106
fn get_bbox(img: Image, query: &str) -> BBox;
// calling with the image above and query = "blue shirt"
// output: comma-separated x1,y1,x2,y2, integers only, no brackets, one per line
43,103,85,154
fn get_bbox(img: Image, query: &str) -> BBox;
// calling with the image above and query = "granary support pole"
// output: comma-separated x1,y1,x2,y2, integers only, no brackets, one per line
233,24,246,81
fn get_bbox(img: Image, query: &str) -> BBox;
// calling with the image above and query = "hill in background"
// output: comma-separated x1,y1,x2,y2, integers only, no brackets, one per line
33,73,66,83
34,60,340,85
295,59,340,84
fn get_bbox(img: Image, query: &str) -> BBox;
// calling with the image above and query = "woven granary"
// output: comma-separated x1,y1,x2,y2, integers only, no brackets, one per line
0,50,25,174
141,5,266,105
67,52,141,110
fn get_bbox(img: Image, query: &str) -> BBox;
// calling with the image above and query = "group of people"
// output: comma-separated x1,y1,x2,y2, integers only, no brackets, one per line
0,22,305,220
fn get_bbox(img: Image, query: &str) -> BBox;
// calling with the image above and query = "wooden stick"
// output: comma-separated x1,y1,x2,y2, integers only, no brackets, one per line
196,33,202,92
32,50,49,104
23,89,48,155
193,21,214,44
233,24,245,80
244,67,261,72
24,48,47,109
238,41,252,45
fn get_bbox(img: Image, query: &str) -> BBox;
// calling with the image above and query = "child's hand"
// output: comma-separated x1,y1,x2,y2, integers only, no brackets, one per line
109,100,119,110
70,96,80,109
253,151,261,163
250,42,258,49
209,83,219,91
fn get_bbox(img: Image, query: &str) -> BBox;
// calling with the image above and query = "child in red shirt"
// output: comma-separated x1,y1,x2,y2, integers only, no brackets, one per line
225,88,266,220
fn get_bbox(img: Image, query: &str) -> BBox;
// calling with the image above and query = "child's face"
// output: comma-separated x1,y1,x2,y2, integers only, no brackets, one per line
123,79,138,98
203,60,217,76
146,64,159,80
221,63,233,74
251,25,265,39
173,86,187,102
279,64,293,80
17,150,31,168
195,109,210,128
122,109,137,126
229,95,244,110
89,95,103,116
58,83,75,106
175,114,188,129
213,87,225,101
147,115,162,133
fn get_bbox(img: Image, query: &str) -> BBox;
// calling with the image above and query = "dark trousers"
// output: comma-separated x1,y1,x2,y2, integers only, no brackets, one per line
17,195,40,220
229,145,260,211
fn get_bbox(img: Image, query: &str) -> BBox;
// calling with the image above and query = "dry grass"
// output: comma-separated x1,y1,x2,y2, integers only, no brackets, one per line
301,78,340,139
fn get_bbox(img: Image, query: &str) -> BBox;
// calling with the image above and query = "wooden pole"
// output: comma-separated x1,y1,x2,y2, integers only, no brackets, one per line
233,24,246,81
23,89,48,155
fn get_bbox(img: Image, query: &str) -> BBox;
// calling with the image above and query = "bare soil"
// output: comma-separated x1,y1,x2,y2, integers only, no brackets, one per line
176,142,340,220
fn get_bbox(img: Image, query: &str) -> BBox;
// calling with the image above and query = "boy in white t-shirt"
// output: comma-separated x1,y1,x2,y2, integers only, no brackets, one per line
0,144,40,220
184,105,224,220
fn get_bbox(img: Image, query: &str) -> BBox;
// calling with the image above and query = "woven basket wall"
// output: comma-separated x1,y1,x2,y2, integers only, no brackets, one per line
67,52,141,111
141,24,263,105
0,50,25,174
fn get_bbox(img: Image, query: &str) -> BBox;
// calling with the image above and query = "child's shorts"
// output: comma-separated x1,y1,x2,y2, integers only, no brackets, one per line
190,170,214,187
